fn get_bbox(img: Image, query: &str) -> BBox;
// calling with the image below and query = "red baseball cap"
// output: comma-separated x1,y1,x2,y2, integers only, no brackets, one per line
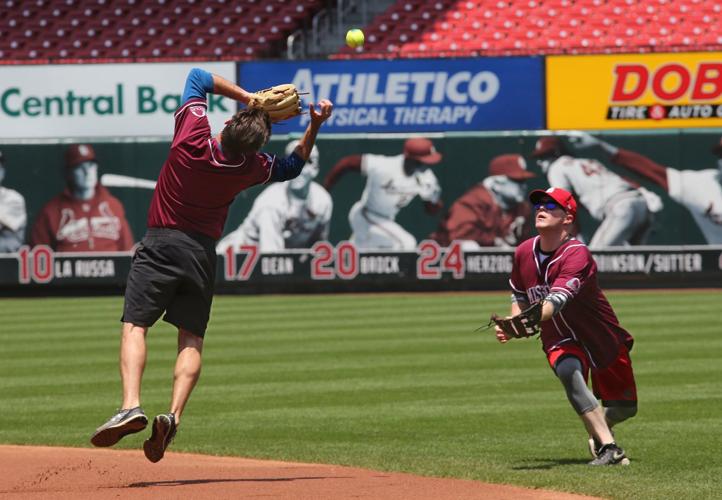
403,138,442,165
65,144,96,168
489,154,536,180
529,187,577,217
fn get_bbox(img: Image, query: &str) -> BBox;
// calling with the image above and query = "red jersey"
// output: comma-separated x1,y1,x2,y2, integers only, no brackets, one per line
147,99,277,240
509,236,633,368
431,183,531,247
30,185,134,252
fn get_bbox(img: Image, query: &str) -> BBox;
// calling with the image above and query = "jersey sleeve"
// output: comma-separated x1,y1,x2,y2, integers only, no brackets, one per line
29,205,54,249
548,244,594,301
0,190,27,232
181,68,214,103
270,152,305,182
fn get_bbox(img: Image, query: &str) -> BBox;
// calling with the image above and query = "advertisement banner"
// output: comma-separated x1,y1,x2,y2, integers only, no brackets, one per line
238,58,544,133
0,62,236,139
547,52,722,129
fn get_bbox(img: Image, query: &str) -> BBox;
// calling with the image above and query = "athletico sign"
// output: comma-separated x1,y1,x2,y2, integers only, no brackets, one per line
0,62,236,139
547,52,722,129
238,58,544,132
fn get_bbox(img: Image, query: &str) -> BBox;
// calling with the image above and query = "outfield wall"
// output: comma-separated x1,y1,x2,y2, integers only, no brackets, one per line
2,56,722,292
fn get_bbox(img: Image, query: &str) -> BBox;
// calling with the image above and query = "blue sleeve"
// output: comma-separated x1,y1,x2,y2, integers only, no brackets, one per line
271,152,306,182
181,68,214,103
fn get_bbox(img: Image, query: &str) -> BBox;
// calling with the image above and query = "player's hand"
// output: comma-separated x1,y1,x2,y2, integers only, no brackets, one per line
310,100,333,126
495,322,510,343
567,131,599,149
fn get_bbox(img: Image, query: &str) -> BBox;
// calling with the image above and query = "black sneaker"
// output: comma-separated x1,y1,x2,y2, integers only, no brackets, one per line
589,443,630,466
90,407,148,447
143,413,177,463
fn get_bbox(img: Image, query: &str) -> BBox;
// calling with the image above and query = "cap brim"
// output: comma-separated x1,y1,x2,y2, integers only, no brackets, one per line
528,189,549,204
508,170,536,180
413,152,442,165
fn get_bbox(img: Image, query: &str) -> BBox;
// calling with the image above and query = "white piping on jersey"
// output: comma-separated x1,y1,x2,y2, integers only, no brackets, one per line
543,242,586,284
532,236,541,276
262,155,275,184
509,278,524,294
207,139,246,168
174,100,206,120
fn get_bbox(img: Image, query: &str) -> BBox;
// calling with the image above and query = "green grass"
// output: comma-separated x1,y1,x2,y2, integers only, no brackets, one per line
1,291,721,499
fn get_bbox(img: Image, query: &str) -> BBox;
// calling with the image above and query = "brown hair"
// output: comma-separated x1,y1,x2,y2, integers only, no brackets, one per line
220,108,271,161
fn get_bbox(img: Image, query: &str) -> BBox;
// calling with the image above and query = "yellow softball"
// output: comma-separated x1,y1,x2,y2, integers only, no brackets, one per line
346,28,364,48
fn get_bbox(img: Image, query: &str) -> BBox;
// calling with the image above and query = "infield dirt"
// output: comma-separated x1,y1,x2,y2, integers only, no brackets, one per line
0,445,603,499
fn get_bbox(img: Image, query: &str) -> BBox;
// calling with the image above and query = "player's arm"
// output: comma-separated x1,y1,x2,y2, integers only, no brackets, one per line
270,100,333,182
322,155,362,190
568,131,669,190
181,68,255,105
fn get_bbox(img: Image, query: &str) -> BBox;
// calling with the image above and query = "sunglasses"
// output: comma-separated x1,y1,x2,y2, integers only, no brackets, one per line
533,201,562,211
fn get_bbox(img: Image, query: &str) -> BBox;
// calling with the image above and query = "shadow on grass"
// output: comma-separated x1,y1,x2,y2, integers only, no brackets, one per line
127,476,346,488
512,458,590,470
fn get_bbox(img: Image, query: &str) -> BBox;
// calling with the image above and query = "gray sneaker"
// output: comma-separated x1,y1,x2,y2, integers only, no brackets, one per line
91,407,148,447
589,443,630,466
143,413,177,463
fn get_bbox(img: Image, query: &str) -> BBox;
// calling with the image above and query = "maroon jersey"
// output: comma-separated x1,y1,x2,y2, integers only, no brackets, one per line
30,185,134,252
147,99,276,240
509,236,633,368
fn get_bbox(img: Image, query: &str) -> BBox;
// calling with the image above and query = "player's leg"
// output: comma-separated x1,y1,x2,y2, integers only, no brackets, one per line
91,235,178,447
362,215,416,250
552,354,615,448
588,344,637,465
349,202,370,248
145,231,215,462
589,195,648,248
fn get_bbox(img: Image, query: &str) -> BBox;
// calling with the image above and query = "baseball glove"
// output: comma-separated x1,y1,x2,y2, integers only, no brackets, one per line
489,301,544,339
248,84,302,123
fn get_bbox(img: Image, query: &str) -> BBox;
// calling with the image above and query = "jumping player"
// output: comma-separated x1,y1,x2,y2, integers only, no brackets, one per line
495,187,638,466
569,131,722,244
216,140,332,253
90,68,333,462
323,137,442,250
531,136,662,248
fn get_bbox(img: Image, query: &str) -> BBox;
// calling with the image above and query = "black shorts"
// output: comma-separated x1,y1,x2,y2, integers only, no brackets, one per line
122,228,217,337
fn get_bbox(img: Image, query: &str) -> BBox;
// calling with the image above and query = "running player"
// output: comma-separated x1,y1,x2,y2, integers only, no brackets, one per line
323,137,442,250
569,131,722,244
496,187,638,466
531,136,662,249
89,67,333,462
216,140,332,253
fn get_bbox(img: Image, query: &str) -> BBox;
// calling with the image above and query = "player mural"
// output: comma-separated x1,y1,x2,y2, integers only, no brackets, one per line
530,136,663,249
567,132,722,245
29,144,134,252
322,137,443,251
217,140,332,253
0,149,27,253
430,154,535,250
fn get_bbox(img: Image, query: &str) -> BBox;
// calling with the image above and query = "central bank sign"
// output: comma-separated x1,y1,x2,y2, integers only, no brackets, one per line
0,62,235,139
239,58,543,132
